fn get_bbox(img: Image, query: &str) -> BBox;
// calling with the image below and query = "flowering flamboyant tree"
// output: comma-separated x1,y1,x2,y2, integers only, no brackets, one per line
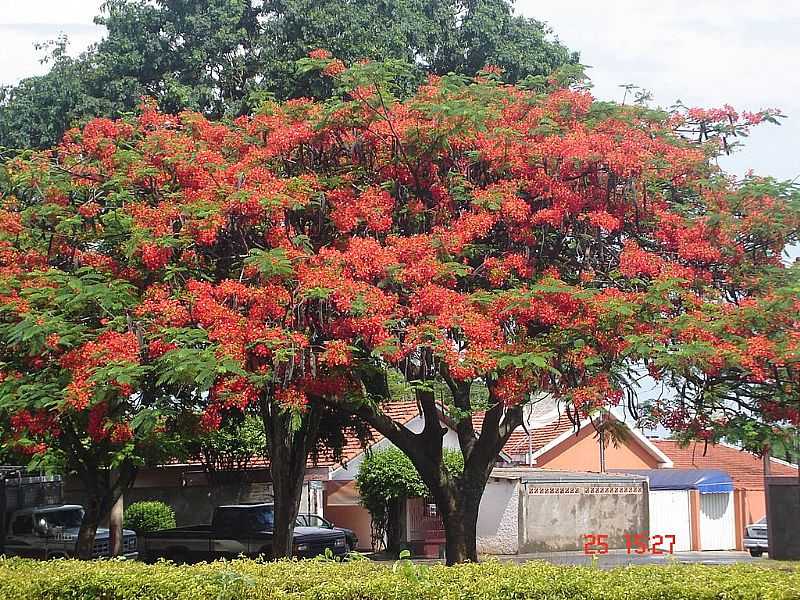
0,235,184,557
1,55,798,564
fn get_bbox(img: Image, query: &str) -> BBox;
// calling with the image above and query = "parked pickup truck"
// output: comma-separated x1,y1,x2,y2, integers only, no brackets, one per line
140,503,348,563
2,471,137,560
4,504,138,560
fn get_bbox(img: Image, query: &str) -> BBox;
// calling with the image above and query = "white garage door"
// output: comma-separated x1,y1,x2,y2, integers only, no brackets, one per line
699,492,735,550
649,490,691,552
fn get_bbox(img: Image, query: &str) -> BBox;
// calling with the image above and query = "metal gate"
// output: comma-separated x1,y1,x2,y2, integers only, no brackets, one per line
649,490,692,552
699,492,735,550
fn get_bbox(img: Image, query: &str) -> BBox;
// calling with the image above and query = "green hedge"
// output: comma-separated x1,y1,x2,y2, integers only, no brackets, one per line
0,557,797,600
123,501,177,535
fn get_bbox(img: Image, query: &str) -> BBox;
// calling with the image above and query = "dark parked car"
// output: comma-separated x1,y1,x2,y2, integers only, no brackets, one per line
743,517,768,557
296,513,358,551
141,503,347,563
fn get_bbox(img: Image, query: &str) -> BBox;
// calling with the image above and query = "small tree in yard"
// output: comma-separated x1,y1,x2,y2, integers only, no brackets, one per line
182,412,268,492
356,447,462,553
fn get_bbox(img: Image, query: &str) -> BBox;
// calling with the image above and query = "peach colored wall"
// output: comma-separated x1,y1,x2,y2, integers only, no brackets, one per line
324,504,373,551
537,426,660,471
743,489,766,524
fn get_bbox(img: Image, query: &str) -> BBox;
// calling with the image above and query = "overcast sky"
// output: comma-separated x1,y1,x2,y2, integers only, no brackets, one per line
524,1,800,184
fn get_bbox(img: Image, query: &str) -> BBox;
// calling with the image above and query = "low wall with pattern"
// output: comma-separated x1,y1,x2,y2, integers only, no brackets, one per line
520,477,649,553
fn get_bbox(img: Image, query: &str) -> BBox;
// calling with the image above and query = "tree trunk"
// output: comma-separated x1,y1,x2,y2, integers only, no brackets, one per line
420,466,483,564
74,461,138,560
263,397,322,559
337,381,522,564
109,469,124,556
269,442,306,559
76,497,101,560
386,498,403,554
448,487,482,564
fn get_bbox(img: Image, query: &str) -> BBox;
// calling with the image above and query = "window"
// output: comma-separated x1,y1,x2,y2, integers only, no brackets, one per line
12,515,33,535
304,516,319,527
247,507,274,531
309,516,333,529
213,509,242,532
40,509,83,529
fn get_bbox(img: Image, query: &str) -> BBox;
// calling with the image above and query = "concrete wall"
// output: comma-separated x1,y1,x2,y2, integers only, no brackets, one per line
476,478,519,554
536,426,659,471
766,477,800,560
519,481,648,553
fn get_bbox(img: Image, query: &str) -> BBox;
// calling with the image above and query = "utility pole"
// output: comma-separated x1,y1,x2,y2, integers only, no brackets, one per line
599,429,606,473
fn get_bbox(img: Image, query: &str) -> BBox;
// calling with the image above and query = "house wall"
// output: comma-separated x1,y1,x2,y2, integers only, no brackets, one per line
324,505,373,551
64,467,324,527
476,478,519,554
323,480,373,551
536,426,659,471
742,488,766,524
732,489,764,551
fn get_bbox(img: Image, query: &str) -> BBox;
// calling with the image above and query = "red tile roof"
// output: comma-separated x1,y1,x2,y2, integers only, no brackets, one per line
468,411,577,458
653,440,798,489
505,417,578,457
314,401,422,468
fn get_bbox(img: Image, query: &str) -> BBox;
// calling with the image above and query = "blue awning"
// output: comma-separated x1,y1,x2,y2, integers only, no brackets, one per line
610,469,734,494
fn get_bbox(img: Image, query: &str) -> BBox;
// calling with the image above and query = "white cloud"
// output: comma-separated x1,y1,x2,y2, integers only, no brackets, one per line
0,0,105,85
521,0,800,181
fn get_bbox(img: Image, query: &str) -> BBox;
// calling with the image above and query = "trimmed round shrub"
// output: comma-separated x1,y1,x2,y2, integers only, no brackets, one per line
123,501,176,534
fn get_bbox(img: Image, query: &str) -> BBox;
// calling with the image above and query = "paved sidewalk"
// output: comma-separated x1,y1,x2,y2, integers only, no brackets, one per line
370,550,767,567
499,549,766,567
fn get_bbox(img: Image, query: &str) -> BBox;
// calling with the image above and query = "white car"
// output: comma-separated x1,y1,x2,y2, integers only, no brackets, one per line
743,517,768,557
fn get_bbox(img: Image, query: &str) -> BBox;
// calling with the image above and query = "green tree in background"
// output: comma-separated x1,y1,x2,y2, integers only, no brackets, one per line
0,0,577,149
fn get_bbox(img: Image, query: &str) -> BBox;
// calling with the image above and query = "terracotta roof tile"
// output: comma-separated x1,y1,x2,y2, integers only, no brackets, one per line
504,418,577,457
313,401,422,469
470,411,577,458
653,440,798,488
177,401,423,472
